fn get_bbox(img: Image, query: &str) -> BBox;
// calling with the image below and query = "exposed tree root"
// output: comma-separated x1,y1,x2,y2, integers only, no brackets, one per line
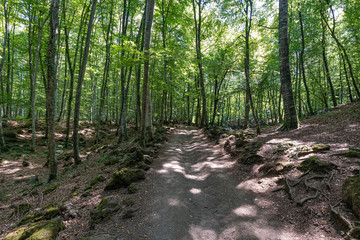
284,171,332,206
330,201,360,239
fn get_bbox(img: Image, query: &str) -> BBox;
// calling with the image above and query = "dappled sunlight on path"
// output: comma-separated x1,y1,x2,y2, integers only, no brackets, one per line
123,126,308,240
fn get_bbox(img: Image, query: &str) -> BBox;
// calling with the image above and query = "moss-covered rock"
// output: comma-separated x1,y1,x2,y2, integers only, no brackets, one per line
104,168,145,190
238,142,263,165
127,183,138,194
17,204,60,226
297,156,335,172
82,233,118,240
5,218,64,240
273,142,294,154
311,144,331,152
85,175,106,191
136,161,150,171
143,155,153,165
43,184,59,195
338,149,360,158
122,196,134,206
342,174,360,218
90,197,120,228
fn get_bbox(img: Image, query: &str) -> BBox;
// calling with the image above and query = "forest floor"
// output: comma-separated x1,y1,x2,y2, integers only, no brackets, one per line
0,102,359,240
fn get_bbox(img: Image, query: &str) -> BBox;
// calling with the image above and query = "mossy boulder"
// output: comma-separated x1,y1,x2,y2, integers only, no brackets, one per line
143,155,153,165
342,174,360,218
136,161,150,171
85,175,106,191
17,204,60,226
122,196,134,206
43,183,60,195
82,233,118,240
238,142,263,165
104,168,145,190
273,142,294,154
297,156,335,172
5,218,64,240
338,149,360,158
311,144,331,152
90,197,120,228
289,145,313,158
127,183,138,194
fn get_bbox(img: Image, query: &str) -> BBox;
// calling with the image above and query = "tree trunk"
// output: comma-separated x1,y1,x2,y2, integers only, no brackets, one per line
321,19,337,107
298,10,314,115
140,0,155,146
192,0,208,128
73,0,98,164
47,0,60,182
279,0,298,130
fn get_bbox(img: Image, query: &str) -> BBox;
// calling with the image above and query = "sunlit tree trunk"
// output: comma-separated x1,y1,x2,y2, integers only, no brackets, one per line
279,0,298,130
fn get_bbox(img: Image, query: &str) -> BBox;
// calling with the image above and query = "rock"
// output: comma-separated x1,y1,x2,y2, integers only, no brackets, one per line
17,204,60,226
238,142,263,165
273,142,294,154
122,196,134,206
122,209,137,219
104,168,145,190
82,233,119,240
85,175,106,190
297,156,335,172
311,144,331,152
127,183,138,194
136,161,150,171
289,145,313,158
90,197,120,228
338,149,360,158
60,202,79,219
43,183,60,195
143,155,153,165
224,140,231,153
342,174,360,218
4,218,64,240
22,160,30,167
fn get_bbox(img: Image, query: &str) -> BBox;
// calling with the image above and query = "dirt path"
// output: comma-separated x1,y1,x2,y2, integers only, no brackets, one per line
118,127,309,240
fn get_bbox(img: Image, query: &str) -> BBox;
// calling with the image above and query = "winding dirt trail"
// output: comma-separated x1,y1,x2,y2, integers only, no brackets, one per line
120,127,306,240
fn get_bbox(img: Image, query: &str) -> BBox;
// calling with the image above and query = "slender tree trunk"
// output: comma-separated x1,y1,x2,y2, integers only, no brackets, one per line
279,0,298,130
47,0,60,182
0,1,10,150
244,0,260,134
321,20,337,107
73,0,98,164
140,0,155,146
192,0,208,128
298,10,314,115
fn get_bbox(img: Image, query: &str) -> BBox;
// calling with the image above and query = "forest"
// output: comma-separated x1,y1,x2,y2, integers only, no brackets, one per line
0,0,360,239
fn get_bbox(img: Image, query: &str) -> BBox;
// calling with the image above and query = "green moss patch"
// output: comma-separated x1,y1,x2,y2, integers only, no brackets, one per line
90,197,120,228
342,174,360,218
5,218,64,240
338,149,360,158
17,204,60,226
297,156,335,172
104,168,145,190
43,184,60,195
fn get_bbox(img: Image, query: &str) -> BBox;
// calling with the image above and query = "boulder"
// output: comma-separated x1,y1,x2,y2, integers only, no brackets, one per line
17,204,60,226
60,202,79,219
311,144,331,152
104,168,145,190
5,218,64,240
90,197,120,228
297,156,335,172
143,155,153,165
342,174,360,218
127,183,138,194
238,142,263,165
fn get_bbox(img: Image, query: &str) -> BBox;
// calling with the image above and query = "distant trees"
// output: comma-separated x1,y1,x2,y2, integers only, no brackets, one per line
1,0,360,161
